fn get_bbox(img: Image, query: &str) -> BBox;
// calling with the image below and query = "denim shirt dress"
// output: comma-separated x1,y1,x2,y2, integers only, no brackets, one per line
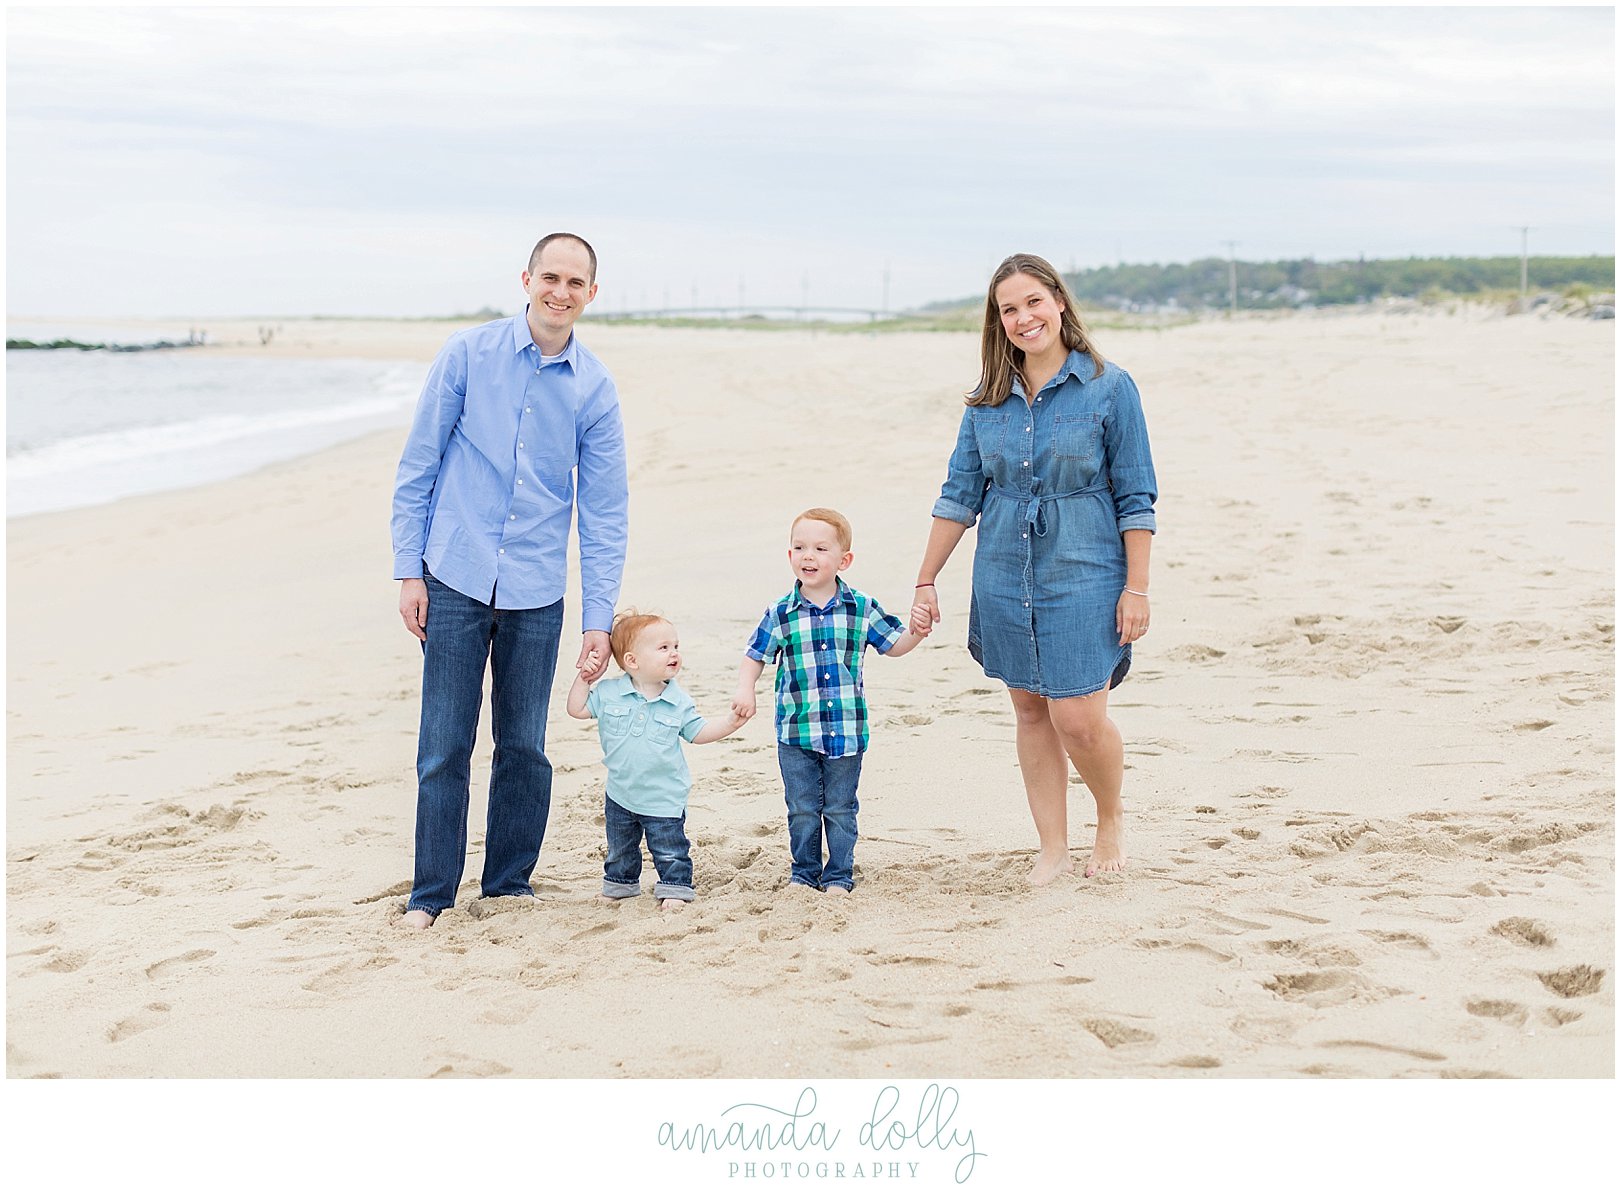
932,350,1158,699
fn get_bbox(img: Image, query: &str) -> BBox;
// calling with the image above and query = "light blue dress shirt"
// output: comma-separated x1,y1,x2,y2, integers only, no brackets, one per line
391,310,629,630
586,675,707,818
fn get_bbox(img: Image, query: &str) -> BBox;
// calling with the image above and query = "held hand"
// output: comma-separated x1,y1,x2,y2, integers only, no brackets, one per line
1116,590,1149,646
908,602,935,637
399,578,429,641
576,630,611,682
731,691,757,721
912,586,941,631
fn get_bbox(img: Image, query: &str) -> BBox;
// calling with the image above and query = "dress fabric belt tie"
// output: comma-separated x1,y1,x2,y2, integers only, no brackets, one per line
988,478,1110,537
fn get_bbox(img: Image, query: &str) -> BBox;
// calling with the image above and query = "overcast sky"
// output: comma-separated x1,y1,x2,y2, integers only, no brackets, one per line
6,4,1614,318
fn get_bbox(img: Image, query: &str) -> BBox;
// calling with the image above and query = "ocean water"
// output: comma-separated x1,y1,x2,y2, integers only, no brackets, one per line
5,345,422,517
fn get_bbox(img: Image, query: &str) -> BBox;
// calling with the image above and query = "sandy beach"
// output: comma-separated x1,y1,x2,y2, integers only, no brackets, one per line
6,310,1613,1080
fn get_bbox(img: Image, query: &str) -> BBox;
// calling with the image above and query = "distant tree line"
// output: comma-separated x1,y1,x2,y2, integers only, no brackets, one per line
928,256,1615,313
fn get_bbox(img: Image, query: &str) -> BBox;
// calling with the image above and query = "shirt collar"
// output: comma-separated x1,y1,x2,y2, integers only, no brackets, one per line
787,576,855,612
512,308,578,369
598,672,680,704
1011,349,1091,398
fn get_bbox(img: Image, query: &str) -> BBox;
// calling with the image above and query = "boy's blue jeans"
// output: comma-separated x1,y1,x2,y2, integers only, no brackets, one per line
601,795,696,902
777,742,863,892
406,574,563,918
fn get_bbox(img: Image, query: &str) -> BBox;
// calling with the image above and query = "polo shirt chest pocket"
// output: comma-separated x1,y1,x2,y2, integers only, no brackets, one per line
601,705,633,737
1055,411,1101,461
649,712,682,743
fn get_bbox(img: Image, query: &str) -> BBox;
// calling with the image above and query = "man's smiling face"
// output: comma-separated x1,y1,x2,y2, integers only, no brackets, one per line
521,237,597,343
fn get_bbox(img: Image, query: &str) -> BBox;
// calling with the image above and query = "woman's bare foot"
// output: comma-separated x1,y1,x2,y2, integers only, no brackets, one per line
824,885,850,897
1085,815,1127,877
1027,850,1074,886
659,898,687,912
400,909,436,929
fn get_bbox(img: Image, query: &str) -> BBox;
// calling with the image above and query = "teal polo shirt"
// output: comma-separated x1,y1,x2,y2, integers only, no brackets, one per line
585,675,707,818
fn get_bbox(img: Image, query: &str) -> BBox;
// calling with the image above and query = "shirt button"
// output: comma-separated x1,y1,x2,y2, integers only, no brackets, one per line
499,548,506,555
821,644,828,650
1025,426,1031,432
1024,601,1030,608
509,514,516,520
1022,460,1029,467
517,479,524,485
1022,532,1028,538
525,407,532,413
518,442,525,449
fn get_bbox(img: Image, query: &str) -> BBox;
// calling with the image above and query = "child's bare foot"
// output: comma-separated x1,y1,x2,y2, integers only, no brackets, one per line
1085,815,1127,877
400,909,436,929
659,898,687,912
824,885,850,897
1027,850,1074,886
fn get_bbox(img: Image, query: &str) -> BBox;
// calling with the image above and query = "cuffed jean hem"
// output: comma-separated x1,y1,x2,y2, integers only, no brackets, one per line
653,882,696,902
601,879,642,899
822,879,854,892
405,903,443,918
788,877,822,891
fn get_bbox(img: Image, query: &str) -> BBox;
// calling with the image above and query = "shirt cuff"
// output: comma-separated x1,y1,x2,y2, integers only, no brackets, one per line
745,646,772,663
1116,514,1157,534
931,497,978,526
393,554,425,580
581,605,615,635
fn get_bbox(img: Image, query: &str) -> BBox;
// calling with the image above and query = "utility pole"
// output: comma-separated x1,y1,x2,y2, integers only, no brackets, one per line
1518,226,1531,297
1223,240,1239,317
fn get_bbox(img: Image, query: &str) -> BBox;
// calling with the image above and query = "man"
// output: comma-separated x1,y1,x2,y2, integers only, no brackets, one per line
391,233,628,929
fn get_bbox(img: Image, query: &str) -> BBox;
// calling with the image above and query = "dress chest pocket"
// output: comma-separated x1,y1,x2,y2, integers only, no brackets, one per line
1054,411,1101,462
971,407,1010,461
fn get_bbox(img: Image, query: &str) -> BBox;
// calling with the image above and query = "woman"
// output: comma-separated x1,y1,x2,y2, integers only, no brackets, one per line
912,253,1157,885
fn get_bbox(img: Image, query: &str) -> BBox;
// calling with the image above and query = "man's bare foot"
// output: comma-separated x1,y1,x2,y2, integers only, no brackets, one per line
1027,850,1074,886
400,909,436,929
659,898,687,912
1085,815,1127,877
824,885,850,897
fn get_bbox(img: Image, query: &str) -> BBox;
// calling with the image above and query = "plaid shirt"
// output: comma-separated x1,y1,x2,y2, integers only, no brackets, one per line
745,578,905,757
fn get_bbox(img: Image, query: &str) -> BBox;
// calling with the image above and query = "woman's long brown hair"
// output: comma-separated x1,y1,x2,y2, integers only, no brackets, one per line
967,253,1104,407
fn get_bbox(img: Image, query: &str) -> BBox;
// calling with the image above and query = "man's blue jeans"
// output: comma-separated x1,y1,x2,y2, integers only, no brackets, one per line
777,743,863,892
406,573,563,917
600,795,696,902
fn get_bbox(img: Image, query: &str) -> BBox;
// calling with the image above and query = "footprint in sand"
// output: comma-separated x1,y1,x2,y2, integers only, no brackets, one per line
145,949,216,980
1081,1018,1156,1049
1166,1055,1221,1069
569,922,618,942
1536,965,1605,999
39,950,91,973
428,1055,513,1078
1544,1007,1582,1027
107,1002,171,1043
1490,917,1556,948
1465,999,1528,1026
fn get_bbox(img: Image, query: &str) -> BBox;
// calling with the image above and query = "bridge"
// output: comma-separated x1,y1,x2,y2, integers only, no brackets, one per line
586,305,905,323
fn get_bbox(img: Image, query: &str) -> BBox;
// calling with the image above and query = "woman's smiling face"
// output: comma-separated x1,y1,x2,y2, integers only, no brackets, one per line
995,272,1065,357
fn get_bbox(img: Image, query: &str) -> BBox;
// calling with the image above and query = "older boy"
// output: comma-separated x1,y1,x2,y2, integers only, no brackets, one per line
733,508,927,894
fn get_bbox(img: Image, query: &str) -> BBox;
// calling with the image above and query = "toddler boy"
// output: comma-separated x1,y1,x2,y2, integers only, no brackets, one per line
569,611,742,911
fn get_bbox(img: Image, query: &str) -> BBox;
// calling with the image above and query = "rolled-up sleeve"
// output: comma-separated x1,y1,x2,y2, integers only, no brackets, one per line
930,408,986,526
1105,371,1158,534
574,379,629,634
391,338,468,579
745,609,783,664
